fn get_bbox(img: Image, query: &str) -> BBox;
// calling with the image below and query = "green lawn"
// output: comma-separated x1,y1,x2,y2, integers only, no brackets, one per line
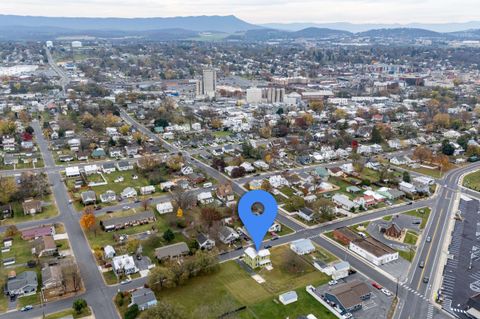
212,130,233,138
464,170,480,191
399,165,443,179
17,293,40,308
0,195,59,226
312,246,338,264
404,207,431,229
279,186,295,197
404,231,418,245
157,246,332,319
102,270,119,285
398,248,415,262
383,215,393,221
45,307,92,319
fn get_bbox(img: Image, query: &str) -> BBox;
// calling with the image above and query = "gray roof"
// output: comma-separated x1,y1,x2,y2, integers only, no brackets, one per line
154,242,189,260
131,287,157,306
7,271,38,293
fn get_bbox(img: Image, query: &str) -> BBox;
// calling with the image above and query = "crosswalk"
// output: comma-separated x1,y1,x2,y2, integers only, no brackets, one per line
426,304,434,319
400,283,428,301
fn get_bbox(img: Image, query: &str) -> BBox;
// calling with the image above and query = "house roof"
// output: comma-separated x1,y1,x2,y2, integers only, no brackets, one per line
352,237,396,257
154,242,189,260
7,271,37,293
21,225,54,239
290,238,315,252
41,264,62,284
328,279,370,309
132,287,157,307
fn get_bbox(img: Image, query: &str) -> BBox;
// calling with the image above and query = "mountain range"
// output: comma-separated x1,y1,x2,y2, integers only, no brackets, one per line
0,14,479,41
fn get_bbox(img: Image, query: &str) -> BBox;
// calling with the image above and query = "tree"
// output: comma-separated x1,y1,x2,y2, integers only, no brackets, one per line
403,171,411,183
166,155,183,171
210,118,223,129
62,261,82,292
126,239,140,254
139,301,187,319
170,187,195,210
370,126,384,144
230,166,246,178
80,209,96,235
119,124,130,135
200,207,222,227
148,267,175,291
163,229,175,243
5,225,18,237
433,113,451,129
412,146,433,163
276,108,284,115
124,304,139,319
211,157,226,172
309,100,324,112
310,198,335,222
285,196,305,212
0,177,18,204
441,140,455,156
334,108,347,120
72,299,87,314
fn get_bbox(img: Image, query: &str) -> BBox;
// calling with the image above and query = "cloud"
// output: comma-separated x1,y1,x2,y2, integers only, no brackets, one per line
0,0,478,24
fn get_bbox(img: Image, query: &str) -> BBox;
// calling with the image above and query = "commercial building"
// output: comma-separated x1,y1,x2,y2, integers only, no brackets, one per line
349,237,399,266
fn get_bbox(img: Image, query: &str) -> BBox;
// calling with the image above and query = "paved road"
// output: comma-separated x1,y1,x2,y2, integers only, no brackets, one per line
2,111,478,319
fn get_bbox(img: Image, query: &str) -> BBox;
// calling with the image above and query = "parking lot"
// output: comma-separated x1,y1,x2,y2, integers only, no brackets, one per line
441,195,480,317
313,272,393,319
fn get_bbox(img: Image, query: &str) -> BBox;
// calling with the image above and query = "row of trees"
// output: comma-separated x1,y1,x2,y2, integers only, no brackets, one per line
0,172,50,205
147,249,219,292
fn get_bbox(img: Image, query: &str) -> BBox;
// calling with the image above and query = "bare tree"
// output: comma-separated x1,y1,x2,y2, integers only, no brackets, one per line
170,187,195,210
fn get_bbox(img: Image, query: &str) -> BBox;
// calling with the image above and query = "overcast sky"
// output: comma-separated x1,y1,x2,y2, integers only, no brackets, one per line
0,0,479,24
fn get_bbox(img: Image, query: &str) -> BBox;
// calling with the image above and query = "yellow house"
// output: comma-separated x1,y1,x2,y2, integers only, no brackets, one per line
243,247,271,269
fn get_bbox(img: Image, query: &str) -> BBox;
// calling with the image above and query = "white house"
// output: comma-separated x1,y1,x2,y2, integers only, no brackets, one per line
269,175,289,188
121,187,138,199
332,194,359,211
140,185,156,195
156,201,174,214
181,166,194,175
83,164,99,175
399,181,417,194
104,245,116,259
319,261,350,280
65,166,80,178
197,192,214,205
112,255,138,276
290,238,316,255
240,162,255,173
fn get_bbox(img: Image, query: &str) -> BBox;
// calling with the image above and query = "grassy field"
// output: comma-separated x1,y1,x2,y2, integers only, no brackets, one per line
398,248,415,262
0,195,58,226
157,246,333,319
464,170,480,191
404,207,431,229
211,130,233,138
383,215,393,221
45,307,92,319
404,230,419,245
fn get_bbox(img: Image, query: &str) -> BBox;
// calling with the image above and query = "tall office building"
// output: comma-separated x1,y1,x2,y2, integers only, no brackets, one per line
199,68,216,98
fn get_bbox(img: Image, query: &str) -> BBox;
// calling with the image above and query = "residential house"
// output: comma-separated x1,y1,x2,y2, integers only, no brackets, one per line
22,199,42,215
320,261,350,280
102,163,116,174
297,207,315,222
100,190,117,203
109,148,123,158
112,255,138,276
116,161,133,171
125,146,139,157
2,136,16,152
101,211,156,231
243,247,271,269
0,204,13,219
3,154,19,166
81,190,97,205
218,226,239,244
197,191,214,205
196,233,216,250
269,175,289,188
83,164,99,175
399,181,417,194
390,155,412,166
253,160,269,170
332,194,359,211
42,264,64,297
91,148,107,159
180,166,194,175
154,242,189,261
21,225,55,240
290,238,315,255
104,245,116,259
216,183,235,205
6,271,38,296
129,287,158,311
328,167,344,177
121,187,137,199
33,235,57,257
140,185,155,195
65,166,81,178
156,201,174,214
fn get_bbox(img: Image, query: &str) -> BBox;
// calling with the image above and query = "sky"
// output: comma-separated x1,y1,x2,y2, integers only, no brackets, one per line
0,0,479,24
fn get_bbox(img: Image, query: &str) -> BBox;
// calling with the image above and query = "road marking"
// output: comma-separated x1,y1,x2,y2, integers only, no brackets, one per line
416,205,445,291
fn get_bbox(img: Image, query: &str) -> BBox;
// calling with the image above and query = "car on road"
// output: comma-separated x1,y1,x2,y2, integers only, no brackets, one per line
120,279,132,285
423,276,429,283
372,282,383,290
419,261,425,268
122,206,130,210
271,236,279,241
21,305,33,312
426,236,431,243
328,280,338,286
381,288,392,296
407,202,413,205
264,245,272,249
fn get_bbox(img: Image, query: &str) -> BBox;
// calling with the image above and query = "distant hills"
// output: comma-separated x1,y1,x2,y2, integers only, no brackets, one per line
0,14,479,41
262,21,480,33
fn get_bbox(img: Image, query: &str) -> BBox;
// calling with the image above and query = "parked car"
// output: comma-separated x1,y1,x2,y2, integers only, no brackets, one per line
328,280,338,286
372,282,383,290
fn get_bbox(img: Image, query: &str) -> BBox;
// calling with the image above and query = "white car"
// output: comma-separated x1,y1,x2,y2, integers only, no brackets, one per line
328,280,338,286
381,288,392,296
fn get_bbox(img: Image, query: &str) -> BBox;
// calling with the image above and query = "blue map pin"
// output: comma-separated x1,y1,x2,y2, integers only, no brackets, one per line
238,190,278,251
